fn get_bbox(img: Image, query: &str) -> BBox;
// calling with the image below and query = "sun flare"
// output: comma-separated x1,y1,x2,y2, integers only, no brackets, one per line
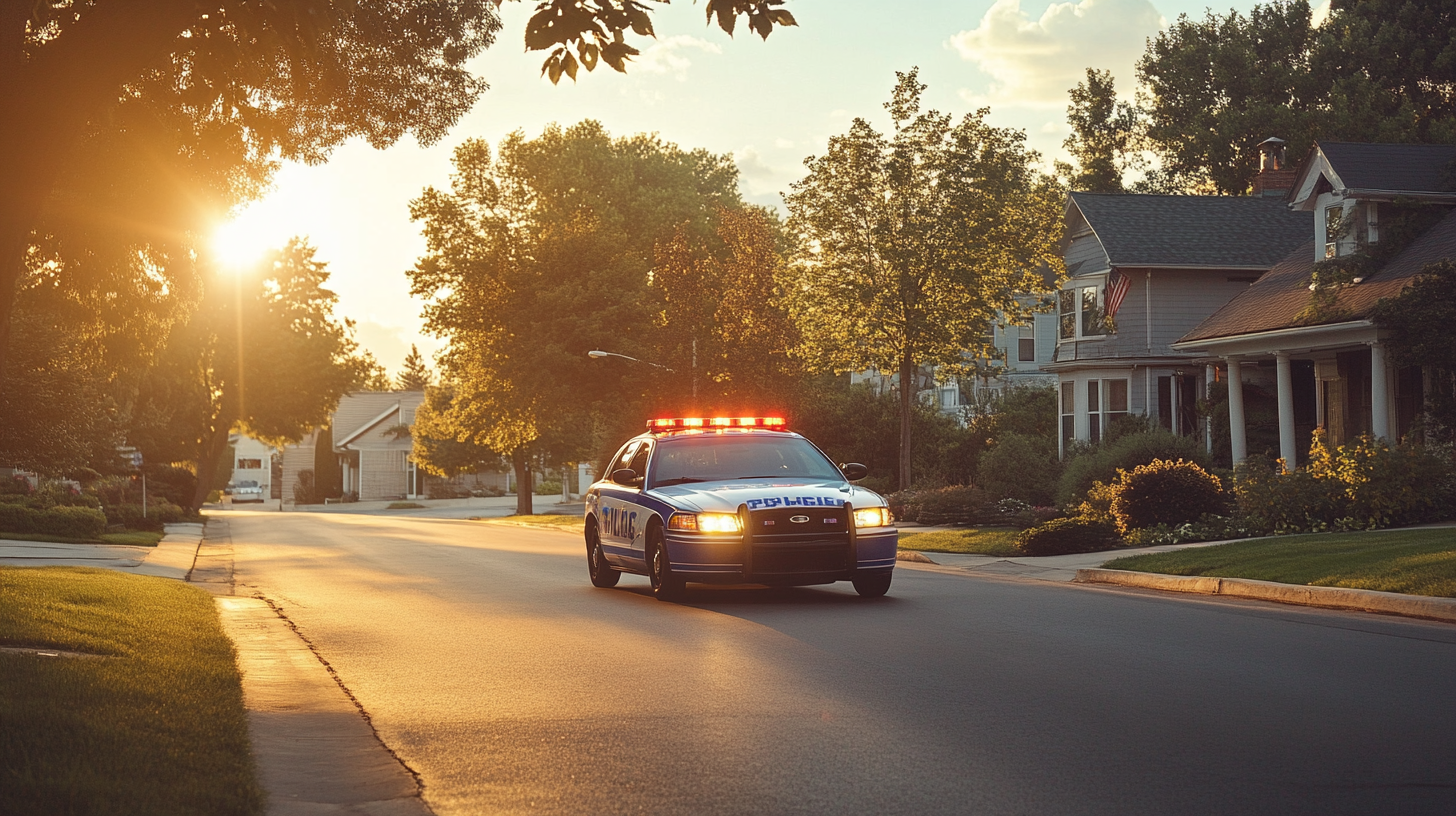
210,216,276,271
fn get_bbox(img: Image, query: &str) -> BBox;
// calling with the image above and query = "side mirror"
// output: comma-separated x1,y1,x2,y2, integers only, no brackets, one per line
840,463,868,481
610,468,640,486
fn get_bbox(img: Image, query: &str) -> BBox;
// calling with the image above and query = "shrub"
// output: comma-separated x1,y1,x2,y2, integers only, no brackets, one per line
533,480,564,496
1057,430,1210,506
0,504,107,539
1,474,33,495
1016,517,1121,556
1109,459,1226,533
891,485,990,526
141,465,199,508
104,503,187,532
1075,480,1119,524
293,470,320,505
1121,515,1265,547
977,433,1059,506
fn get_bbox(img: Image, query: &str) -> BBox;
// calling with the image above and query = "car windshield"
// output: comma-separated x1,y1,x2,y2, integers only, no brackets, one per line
649,435,842,487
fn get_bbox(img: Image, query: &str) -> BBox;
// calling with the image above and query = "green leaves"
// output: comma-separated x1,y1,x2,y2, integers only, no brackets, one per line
524,0,796,83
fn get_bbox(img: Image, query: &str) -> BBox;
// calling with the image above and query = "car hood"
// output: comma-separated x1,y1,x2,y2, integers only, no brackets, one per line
647,479,884,514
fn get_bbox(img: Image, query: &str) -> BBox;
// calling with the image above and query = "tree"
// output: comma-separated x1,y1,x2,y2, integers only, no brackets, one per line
1136,1,1324,194
397,345,433,391
1373,261,1456,438
0,0,797,403
408,122,744,514
1062,68,1140,193
782,69,1065,490
129,240,370,508
1134,0,1456,193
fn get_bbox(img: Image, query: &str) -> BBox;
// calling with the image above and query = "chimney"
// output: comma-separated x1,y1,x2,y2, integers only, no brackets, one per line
1252,137,1296,197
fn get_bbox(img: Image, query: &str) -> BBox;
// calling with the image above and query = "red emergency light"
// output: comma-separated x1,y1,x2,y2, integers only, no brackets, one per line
648,416,787,431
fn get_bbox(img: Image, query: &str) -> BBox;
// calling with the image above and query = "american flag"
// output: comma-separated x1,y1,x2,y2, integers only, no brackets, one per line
1105,268,1132,318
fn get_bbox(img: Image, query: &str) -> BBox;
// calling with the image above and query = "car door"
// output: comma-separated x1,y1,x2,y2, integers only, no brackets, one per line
597,441,648,569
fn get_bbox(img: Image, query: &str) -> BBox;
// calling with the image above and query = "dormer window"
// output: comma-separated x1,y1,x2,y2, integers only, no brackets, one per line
1324,204,1343,258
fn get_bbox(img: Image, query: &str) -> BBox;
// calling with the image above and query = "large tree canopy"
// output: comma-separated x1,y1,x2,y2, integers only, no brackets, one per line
1134,0,1456,194
782,69,1065,490
408,122,787,512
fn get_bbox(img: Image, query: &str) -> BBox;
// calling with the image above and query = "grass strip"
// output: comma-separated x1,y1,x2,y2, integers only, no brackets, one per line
1103,528,1456,598
482,514,585,533
0,531,164,547
386,501,427,510
0,567,262,815
896,527,1022,557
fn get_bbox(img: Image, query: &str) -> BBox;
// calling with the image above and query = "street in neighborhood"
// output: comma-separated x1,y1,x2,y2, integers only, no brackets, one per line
221,510,1456,815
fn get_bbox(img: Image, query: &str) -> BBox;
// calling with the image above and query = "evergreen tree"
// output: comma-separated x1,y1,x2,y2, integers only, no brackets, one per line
397,345,432,391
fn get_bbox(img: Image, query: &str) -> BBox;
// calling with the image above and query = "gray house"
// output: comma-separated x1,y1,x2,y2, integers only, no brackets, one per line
1051,189,1310,455
1175,142,1456,467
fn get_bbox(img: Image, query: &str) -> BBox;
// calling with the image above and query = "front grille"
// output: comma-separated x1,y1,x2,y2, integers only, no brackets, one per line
752,544,847,575
747,506,850,575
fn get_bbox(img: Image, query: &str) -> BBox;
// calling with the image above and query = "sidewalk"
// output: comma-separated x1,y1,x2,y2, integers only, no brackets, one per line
0,522,203,577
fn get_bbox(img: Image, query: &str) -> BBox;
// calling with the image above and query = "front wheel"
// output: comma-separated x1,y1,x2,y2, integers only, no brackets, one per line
649,530,685,602
852,572,892,598
586,522,620,588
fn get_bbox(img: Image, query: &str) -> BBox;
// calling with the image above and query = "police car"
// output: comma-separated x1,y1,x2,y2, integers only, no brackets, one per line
584,416,896,601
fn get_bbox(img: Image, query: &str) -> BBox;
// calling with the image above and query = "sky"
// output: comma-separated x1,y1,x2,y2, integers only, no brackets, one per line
215,0,1300,375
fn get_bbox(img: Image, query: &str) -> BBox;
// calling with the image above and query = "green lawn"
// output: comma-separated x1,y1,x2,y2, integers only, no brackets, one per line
0,530,164,547
0,567,262,815
897,527,1022,557
1103,527,1456,598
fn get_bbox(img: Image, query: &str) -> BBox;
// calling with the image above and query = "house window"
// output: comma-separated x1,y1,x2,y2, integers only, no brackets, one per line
1324,204,1343,258
1060,381,1075,448
237,458,262,469
1087,380,1101,444
1059,285,1106,341
1104,378,1129,427
1085,378,1130,446
1017,322,1036,362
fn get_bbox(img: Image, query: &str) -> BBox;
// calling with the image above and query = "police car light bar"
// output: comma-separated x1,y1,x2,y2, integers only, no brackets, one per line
648,416,787,431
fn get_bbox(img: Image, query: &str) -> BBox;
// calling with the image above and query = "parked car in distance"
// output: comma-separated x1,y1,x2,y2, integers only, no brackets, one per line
231,480,264,503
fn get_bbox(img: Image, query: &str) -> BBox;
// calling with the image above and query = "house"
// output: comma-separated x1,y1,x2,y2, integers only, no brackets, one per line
228,433,275,500
331,391,426,502
1050,166,1311,456
1174,141,1456,468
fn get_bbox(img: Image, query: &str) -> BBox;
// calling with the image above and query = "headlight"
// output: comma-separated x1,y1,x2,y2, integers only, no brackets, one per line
853,507,891,528
669,512,742,533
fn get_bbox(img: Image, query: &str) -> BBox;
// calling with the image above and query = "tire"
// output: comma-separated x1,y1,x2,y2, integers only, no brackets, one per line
648,527,685,602
852,572,892,598
586,521,620,588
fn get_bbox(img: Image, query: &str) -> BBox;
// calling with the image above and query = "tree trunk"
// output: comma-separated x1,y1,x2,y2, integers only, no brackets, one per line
192,421,234,510
513,447,533,516
898,350,914,491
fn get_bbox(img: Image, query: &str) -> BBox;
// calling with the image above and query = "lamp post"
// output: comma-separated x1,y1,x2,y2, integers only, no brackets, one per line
587,348,696,403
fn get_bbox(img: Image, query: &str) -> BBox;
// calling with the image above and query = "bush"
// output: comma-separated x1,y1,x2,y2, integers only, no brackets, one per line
1057,430,1210,506
140,465,198,508
977,433,1059,506
1109,459,1226,533
1016,517,1121,556
293,470,320,505
889,485,989,526
0,504,107,539
1121,515,1266,547
1,474,33,495
104,503,187,533
533,479,564,496
1234,434,1455,535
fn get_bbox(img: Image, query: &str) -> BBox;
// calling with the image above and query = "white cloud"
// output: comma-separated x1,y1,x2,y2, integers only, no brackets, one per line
950,0,1164,109
774,138,795,149
734,147,776,181
633,35,722,81
1311,0,1331,27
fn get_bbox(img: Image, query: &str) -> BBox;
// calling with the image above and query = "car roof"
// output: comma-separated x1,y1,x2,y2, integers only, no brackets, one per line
638,428,803,444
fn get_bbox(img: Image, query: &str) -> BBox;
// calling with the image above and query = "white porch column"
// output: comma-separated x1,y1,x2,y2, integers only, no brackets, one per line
1204,364,1216,455
1275,351,1297,471
1170,372,1180,435
1370,341,1391,441
1227,357,1248,465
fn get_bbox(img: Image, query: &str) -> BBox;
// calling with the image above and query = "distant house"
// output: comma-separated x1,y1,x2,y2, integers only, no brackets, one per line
331,391,426,502
228,433,275,500
1175,141,1456,467
1050,177,1310,456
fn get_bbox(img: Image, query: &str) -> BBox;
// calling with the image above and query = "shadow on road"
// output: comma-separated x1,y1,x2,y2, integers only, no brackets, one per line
611,582,906,608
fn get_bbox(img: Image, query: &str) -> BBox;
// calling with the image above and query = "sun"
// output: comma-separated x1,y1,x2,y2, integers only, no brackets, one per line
210,213,277,271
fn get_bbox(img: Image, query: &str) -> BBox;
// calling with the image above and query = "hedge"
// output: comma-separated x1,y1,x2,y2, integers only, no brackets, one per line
0,504,107,540
1016,517,1121,556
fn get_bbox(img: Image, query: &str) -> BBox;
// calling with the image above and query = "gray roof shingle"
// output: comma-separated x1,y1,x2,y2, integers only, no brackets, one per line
1318,142,1456,194
1069,193,1310,269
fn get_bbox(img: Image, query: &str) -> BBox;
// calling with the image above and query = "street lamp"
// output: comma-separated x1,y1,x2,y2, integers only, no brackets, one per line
588,347,696,403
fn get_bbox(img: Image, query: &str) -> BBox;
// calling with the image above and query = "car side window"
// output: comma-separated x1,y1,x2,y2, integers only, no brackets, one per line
627,442,650,481
611,442,639,474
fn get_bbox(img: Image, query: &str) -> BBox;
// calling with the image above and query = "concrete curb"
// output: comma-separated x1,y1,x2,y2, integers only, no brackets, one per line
127,522,204,579
1076,568,1456,623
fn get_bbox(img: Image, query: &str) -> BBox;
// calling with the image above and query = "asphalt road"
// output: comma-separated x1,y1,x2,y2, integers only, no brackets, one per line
229,510,1456,815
